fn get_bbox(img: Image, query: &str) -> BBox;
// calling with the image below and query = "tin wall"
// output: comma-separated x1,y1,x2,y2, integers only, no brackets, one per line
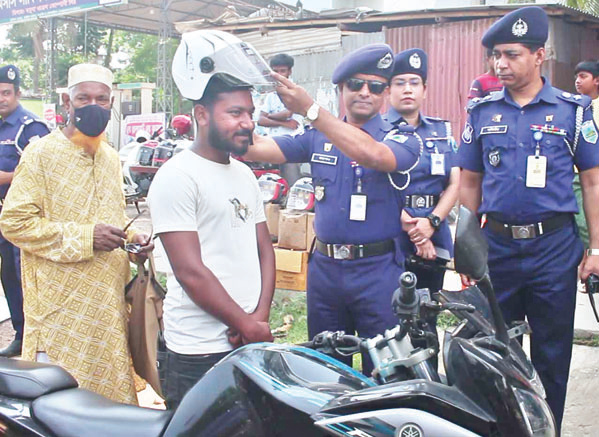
386,17,599,138
386,18,495,136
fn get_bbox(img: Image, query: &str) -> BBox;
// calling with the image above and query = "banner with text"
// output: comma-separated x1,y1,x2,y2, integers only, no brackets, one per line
0,0,124,24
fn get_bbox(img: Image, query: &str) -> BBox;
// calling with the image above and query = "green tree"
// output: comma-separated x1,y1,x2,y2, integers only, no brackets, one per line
560,0,599,15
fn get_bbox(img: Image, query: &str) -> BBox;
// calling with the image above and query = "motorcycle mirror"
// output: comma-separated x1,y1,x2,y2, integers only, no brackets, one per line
454,206,488,281
455,206,510,348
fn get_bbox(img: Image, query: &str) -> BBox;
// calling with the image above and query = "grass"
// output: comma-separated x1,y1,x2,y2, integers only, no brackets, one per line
269,289,309,345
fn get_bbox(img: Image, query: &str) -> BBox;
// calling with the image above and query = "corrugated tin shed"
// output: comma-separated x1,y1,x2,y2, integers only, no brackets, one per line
214,4,599,135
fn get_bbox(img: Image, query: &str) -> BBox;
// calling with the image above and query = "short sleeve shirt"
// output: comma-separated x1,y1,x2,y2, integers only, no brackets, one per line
274,114,421,244
458,78,599,223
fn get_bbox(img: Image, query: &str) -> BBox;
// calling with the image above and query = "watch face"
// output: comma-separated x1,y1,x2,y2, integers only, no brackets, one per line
429,215,440,227
307,104,319,121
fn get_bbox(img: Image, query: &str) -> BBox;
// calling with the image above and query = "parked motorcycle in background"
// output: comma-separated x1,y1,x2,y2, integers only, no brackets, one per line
121,115,193,197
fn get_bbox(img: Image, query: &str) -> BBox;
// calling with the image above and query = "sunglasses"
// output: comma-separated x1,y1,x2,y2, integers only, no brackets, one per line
345,78,388,95
123,209,146,232
124,232,156,254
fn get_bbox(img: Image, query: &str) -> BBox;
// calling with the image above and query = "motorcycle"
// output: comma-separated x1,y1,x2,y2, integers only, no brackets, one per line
0,207,555,436
122,127,193,197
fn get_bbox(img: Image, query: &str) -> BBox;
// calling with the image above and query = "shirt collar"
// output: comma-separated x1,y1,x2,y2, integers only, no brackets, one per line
1,104,24,126
386,106,430,127
359,113,392,137
502,77,557,107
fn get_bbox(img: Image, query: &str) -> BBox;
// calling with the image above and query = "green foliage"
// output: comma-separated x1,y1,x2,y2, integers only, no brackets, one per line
560,0,599,15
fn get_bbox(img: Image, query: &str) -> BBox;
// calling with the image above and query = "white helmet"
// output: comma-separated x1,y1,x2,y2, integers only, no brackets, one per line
135,129,150,143
172,29,276,100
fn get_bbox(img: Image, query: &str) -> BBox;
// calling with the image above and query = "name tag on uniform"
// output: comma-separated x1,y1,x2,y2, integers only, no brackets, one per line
350,194,367,221
526,155,547,188
311,153,338,166
480,125,508,135
431,153,445,175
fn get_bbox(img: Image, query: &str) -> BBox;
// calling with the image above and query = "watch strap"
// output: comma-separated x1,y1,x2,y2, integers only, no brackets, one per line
587,248,599,256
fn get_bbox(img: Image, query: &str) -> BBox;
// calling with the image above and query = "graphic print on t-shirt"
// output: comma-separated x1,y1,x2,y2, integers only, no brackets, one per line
229,197,252,227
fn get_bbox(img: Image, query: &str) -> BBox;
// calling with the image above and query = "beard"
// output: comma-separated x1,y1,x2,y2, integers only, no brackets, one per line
70,128,105,155
208,117,252,156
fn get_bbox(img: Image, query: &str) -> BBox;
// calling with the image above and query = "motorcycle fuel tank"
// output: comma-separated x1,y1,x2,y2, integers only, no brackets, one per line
162,343,375,437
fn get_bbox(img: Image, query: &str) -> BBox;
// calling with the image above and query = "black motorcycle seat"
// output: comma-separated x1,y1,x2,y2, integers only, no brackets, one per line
32,388,172,437
0,358,78,399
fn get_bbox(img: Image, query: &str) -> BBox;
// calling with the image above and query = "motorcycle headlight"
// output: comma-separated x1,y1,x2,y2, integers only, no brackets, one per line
528,369,546,399
513,388,556,437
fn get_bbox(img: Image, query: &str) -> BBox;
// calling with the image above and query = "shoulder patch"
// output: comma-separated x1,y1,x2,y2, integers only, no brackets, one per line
581,120,598,144
384,130,409,144
461,123,473,144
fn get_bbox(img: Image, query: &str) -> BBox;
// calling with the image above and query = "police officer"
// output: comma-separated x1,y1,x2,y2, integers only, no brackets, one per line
245,44,422,374
0,65,49,357
458,7,599,429
384,48,459,297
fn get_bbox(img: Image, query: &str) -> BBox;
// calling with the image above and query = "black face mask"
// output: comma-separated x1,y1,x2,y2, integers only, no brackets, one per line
73,104,111,137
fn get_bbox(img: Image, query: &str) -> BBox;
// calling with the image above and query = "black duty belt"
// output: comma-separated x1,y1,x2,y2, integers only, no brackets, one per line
486,213,572,239
405,194,439,209
315,239,394,260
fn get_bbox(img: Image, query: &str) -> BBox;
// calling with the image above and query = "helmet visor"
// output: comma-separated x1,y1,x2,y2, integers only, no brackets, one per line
213,42,277,93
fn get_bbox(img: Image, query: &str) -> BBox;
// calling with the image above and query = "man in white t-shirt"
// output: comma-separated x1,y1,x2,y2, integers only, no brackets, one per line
148,71,275,409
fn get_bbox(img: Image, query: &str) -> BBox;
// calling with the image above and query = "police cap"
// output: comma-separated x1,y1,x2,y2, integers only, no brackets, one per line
482,6,548,49
392,48,428,82
332,44,394,84
0,65,20,89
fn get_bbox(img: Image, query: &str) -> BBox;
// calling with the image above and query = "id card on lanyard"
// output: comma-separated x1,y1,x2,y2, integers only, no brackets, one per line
350,162,367,221
526,131,547,188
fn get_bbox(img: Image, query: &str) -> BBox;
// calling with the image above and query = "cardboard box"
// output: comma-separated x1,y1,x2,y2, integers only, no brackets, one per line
275,247,308,291
265,203,280,239
278,210,308,250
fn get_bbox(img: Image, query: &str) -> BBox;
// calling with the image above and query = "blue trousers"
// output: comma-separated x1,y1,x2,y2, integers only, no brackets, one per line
0,237,23,340
484,221,582,430
307,250,402,375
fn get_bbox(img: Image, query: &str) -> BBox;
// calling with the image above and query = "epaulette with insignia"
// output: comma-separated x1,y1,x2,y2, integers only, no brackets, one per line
423,115,448,123
465,93,500,113
555,89,591,108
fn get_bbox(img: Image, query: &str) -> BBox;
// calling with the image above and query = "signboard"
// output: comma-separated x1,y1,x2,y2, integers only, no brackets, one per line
42,103,56,130
121,112,166,148
0,0,125,24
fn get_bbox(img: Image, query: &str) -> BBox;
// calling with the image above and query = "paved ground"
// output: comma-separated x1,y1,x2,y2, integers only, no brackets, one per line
0,201,598,430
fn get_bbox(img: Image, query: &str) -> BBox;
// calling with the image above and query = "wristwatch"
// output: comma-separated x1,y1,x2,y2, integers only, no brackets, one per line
587,248,599,256
305,102,320,123
427,214,441,230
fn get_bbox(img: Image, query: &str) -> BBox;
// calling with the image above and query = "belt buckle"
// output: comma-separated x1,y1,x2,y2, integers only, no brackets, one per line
511,224,536,239
332,244,354,260
412,195,427,209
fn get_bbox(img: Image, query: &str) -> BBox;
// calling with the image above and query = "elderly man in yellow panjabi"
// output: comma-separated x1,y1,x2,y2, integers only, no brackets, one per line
0,64,152,405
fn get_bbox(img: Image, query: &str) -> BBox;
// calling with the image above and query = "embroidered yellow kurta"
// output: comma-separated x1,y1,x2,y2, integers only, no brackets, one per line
0,129,137,405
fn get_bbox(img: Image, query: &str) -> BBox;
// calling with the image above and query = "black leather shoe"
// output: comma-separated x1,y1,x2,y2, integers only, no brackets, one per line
0,339,22,358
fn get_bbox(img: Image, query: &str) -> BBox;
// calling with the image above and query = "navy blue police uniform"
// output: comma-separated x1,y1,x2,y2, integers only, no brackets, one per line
384,48,458,295
0,65,49,347
274,44,422,374
458,7,599,429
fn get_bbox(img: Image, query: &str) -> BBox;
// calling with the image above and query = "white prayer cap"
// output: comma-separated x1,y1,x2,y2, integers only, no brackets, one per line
67,64,113,89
